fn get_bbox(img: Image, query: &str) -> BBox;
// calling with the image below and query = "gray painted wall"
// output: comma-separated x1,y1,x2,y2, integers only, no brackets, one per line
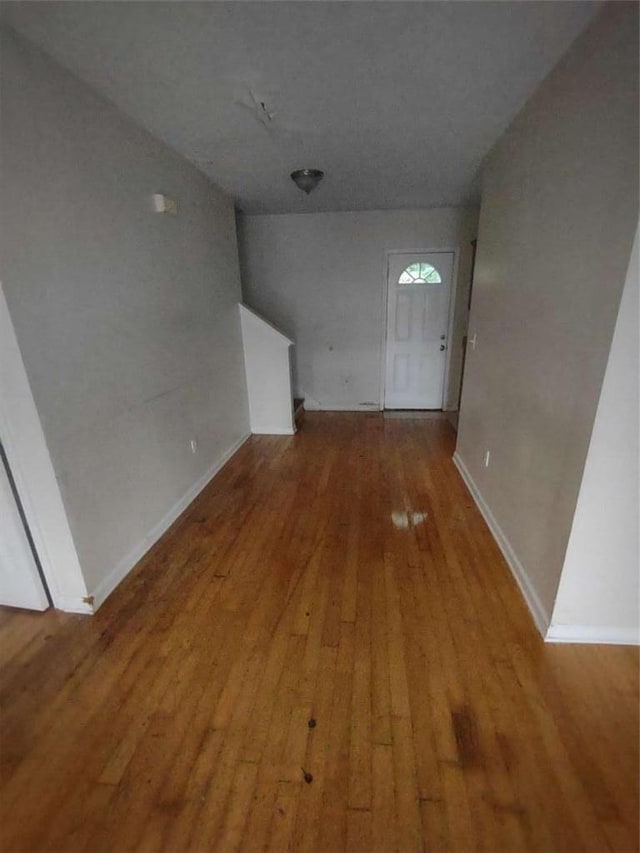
0,29,250,596
456,3,639,623
238,208,478,411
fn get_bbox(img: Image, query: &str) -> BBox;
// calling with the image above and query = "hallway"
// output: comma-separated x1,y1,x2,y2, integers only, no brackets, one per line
0,413,637,852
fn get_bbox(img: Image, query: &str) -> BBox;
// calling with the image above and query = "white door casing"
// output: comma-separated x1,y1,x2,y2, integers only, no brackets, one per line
384,251,454,409
0,283,91,613
0,449,49,611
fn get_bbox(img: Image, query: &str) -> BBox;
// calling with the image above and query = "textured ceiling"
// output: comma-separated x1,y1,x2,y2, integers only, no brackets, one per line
3,1,602,213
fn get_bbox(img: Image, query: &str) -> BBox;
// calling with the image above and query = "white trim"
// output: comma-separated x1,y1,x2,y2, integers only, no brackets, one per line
0,284,89,611
376,401,444,411
452,451,550,637
303,400,380,413
91,432,251,610
442,249,461,411
378,254,391,411
380,248,460,412
251,426,296,435
545,624,639,646
52,595,94,615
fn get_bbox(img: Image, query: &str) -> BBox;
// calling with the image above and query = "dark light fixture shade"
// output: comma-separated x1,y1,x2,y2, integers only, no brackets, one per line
290,168,324,194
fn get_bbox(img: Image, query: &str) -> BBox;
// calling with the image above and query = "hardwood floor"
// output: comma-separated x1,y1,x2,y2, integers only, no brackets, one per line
0,412,637,852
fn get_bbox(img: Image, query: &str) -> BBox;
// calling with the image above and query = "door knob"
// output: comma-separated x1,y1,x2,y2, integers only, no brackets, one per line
440,344,447,351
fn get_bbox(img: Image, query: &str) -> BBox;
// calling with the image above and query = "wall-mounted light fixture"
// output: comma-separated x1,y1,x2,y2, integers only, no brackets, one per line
290,169,324,195
152,193,178,215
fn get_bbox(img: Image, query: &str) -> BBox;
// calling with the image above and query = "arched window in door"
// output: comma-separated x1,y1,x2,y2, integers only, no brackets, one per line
398,262,442,284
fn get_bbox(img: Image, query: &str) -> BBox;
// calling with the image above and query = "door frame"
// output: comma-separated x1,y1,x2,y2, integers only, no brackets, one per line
0,283,91,613
0,438,52,609
379,247,460,411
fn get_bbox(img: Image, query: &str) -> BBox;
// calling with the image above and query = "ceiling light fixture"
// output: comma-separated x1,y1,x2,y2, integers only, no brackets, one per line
290,168,324,195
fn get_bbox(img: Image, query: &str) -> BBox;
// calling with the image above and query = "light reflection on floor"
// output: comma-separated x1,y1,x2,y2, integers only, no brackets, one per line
390,510,427,529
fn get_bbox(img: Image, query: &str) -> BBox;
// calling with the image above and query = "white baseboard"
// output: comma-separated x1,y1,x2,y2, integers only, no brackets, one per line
452,451,550,637
251,426,296,435
546,623,639,646
303,400,380,412
90,433,251,611
51,594,94,615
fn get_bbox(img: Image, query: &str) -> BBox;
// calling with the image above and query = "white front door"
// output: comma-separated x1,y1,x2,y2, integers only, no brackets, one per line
384,251,454,409
0,448,49,611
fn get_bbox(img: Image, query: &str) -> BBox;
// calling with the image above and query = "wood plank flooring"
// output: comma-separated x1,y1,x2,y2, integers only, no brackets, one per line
0,412,638,852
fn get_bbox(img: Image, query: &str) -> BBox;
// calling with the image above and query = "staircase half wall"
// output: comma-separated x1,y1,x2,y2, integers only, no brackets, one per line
239,304,296,435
